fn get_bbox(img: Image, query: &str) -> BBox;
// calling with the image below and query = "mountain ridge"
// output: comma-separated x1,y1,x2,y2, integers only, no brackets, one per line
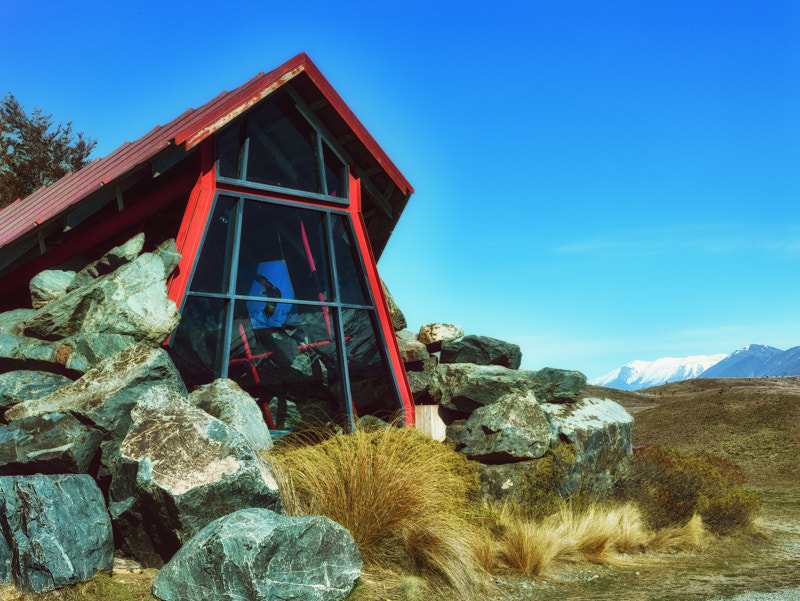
590,344,800,390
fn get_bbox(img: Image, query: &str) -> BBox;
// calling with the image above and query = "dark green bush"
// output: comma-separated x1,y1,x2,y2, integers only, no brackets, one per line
619,446,759,534
514,441,580,521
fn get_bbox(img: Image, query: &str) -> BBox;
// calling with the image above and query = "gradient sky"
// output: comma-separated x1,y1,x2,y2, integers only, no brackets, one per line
1,0,798,378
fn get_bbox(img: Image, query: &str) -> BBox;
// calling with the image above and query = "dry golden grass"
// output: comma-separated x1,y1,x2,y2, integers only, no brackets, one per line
0,572,158,601
492,502,706,578
267,426,487,598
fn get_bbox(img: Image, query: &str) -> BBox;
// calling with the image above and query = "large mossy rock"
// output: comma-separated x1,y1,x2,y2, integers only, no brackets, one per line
428,364,587,414
0,413,102,475
20,238,180,346
109,387,283,567
440,335,522,369
152,508,361,601
446,392,551,463
540,397,634,495
187,379,272,454
0,474,113,593
0,371,72,420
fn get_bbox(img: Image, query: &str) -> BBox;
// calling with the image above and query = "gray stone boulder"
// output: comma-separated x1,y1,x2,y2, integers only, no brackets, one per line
405,355,438,404
65,233,145,292
429,364,532,413
0,333,135,380
0,371,72,420
533,367,587,403
6,344,186,442
418,322,464,352
0,310,34,337
0,474,113,593
478,461,539,505
0,413,102,475
29,270,76,309
429,364,587,413
446,392,551,463
381,280,407,332
20,238,180,346
152,508,361,601
540,397,634,495
188,379,272,454
0,529,9,584
109,387,283,567
441,335,522,369
0,335,92,377
5,344,187,485
396,329,430,364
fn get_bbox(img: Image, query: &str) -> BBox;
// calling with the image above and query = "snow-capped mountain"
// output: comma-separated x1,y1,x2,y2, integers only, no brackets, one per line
591,343,800,390
698,344,782,378
699,344,800,378
590,354,728,391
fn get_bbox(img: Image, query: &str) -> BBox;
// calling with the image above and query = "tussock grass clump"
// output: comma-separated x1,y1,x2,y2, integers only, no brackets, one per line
620,446,760,534
492,502,705,577
267,425,486,597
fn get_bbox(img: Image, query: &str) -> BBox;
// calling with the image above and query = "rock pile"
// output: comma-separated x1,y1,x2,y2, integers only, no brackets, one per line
0,233,634,599
0,234,359,600
385,284,634,505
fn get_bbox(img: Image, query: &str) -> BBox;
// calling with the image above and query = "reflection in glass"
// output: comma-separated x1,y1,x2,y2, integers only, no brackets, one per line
227,300,348,430
245,97,319,193
190,196,237,293
331,215,368,306
342,308,400,422
236,201,331,302
168,296,226,389
217,124,243,180
322,143,344,198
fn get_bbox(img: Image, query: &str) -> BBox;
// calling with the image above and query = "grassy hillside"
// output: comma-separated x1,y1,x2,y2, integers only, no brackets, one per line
584,377,800,485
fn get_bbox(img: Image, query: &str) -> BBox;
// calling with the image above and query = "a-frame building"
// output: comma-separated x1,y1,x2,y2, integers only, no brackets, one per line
0,53,415,431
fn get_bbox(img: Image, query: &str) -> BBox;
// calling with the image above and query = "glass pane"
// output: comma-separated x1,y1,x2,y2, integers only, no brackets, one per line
322,142,345,198
217,124,243,180
227,300,348,430
190,195,237,293
245,96,320,193
168,296,226,390
331,215,369,306
236,200,332,303
342,308,401,423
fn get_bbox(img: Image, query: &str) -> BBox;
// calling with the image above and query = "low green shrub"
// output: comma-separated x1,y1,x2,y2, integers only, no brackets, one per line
619,446,759,534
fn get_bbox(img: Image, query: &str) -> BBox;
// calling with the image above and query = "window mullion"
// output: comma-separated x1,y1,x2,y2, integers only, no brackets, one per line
315,133,327,196
219,196,244,378
241,135,250,181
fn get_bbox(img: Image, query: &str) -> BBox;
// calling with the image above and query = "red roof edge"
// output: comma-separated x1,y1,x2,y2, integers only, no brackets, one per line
175,53,414,197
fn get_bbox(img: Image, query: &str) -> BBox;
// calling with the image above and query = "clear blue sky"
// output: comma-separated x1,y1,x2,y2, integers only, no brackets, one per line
2,0,798,379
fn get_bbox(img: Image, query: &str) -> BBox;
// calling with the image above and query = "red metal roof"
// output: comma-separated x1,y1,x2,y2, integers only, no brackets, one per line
0,53,413,249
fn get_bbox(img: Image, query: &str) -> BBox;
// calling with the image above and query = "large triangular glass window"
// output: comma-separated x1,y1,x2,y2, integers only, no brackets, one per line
216,90,348,201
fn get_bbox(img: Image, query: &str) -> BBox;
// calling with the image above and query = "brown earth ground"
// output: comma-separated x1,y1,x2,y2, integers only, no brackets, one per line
496,376,800,601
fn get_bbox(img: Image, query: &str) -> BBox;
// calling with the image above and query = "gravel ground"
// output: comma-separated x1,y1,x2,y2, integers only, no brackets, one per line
708,586,800,601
